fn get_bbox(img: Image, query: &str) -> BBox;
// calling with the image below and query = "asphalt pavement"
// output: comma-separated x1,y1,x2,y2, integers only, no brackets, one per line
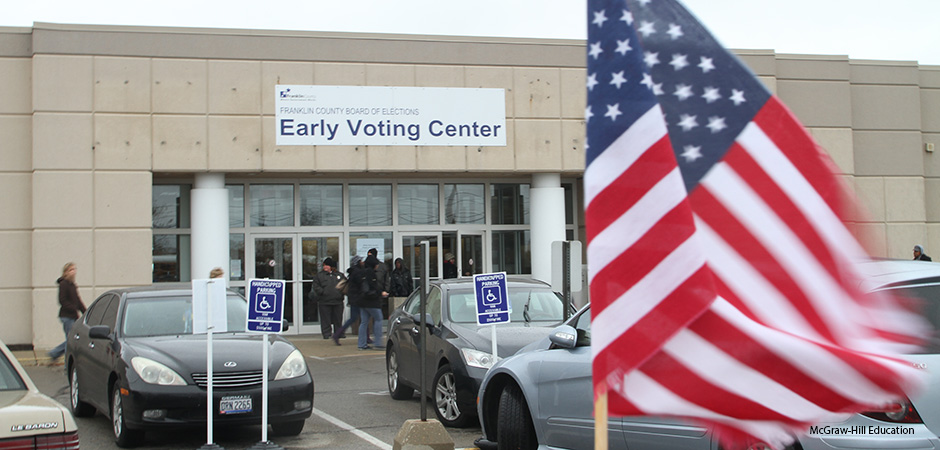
17,335,483,450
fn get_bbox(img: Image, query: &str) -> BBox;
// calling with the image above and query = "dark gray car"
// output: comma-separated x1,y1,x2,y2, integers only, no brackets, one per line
385,277,567,427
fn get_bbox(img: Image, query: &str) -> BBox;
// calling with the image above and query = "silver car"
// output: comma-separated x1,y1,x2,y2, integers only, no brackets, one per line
476,260,940,449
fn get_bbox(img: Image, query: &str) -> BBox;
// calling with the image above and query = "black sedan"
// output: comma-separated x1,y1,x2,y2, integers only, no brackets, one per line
385,277,568,427
65,284,313,447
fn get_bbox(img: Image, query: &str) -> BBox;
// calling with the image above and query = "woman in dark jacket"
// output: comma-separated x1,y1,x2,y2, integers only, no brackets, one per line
353,256,384,350
48,262,86,363
389,258,414,297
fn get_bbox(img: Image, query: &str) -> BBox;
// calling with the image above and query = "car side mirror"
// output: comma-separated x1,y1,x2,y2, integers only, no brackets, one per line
411,312,435,327
282,320,290,332
548,325,578,349
88,325,112,340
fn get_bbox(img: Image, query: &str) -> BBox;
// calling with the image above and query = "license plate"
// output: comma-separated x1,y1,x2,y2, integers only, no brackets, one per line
219,395,252,415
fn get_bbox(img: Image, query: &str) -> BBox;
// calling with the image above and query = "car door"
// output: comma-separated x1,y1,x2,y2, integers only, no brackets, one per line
71,294,113,410
535,309,627,450
88,294,122,398
392,291,423,385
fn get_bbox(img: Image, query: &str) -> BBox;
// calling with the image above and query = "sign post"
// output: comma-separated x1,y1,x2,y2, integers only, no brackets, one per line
246,279,285,450
473,272,511,360
193,279,228,450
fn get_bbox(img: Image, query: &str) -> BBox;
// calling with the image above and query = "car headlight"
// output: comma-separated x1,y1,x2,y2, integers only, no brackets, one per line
131,357,186,385
461,348,498,369
275,349,308,380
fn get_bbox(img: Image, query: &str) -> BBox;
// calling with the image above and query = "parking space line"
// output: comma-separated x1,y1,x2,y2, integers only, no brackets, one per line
312,407,392,450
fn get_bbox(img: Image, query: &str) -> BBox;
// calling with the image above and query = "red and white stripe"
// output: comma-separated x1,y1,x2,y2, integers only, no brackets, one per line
589,97,924,447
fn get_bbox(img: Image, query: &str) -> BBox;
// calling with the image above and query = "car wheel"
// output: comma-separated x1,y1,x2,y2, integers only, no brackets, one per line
69,367,95,417
112,385,143,448
271,420,305,436
432,364,473,427
497,383,537,450
387,345,415,400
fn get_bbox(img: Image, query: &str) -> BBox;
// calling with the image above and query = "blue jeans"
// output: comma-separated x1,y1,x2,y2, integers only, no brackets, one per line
335,305,362,338
358,308,383,349
48,317,76,359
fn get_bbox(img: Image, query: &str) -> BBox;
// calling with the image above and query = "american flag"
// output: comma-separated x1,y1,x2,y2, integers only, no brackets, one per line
586,0,926,447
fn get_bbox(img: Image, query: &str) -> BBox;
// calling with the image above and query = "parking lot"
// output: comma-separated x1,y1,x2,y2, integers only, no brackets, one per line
22,336,482,450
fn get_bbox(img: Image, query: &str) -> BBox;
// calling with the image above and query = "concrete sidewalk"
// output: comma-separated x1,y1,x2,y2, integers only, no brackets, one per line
15,333,380,366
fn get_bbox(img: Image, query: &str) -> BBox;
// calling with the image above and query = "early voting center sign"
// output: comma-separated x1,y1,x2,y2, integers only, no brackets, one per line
275,85,506,146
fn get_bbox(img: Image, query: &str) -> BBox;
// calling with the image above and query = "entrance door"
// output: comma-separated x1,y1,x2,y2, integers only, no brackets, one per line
299,235,342,334
459,232,485,277
400,233,441,286
253,236,295,332
253,234,342,335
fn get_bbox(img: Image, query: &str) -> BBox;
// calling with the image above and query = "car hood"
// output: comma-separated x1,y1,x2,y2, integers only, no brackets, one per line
450,322,558,357
0,390,77,438
123,333,300,375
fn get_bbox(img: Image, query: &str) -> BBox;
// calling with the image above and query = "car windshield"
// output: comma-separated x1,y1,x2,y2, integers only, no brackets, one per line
879,283,940,354
447,287,565,323
122,295,248,337
0,352,26,391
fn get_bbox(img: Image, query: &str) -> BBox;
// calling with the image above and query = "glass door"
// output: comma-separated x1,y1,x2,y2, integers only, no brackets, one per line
252,236,295,333
299,235,342,334
400,233,441,286
459,232,485,277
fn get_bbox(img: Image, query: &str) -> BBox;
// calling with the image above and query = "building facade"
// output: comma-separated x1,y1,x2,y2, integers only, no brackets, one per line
1,23,938,348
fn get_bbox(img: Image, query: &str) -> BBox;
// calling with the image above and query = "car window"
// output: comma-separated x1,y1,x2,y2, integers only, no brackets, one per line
446,287,564,324
403,287,442,325
100,294,120,331
83,295,111,326
123,294,248,337
574,306,592,346
880,283,940,354
428,287,442,325
0,351,26,391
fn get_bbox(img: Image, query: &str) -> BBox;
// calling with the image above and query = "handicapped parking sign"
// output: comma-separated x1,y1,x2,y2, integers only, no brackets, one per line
474,272,510,325
247,279,285,333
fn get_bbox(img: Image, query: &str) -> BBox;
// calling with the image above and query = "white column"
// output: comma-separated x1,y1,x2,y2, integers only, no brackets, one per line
190,173,229,284
529,173,566,284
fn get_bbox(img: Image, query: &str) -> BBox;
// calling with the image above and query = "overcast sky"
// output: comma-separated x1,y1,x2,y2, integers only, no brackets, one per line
4,0,939,65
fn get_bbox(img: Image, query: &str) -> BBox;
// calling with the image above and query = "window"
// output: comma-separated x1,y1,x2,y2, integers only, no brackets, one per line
492,230,530,275
349,185,392,226
491,184,529,225
250,184,294,227
153,234,191,282
300,184,343,226
153,185,190,228
230,234,245,281
228,185,245,227
398,184,439,225
444,184,485,224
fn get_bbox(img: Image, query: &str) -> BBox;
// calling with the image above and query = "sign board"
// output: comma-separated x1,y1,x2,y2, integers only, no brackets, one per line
246,279,285,333
474,272,511,325
192,279,228,334
275,85,506,146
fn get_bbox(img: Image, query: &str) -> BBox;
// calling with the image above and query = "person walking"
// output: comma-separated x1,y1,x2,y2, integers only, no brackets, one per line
351,255,384,350
48,262,86,364
367,248,391,317
914,245,933,261
390,257,414,297
332,256,367,346
312,257,346,340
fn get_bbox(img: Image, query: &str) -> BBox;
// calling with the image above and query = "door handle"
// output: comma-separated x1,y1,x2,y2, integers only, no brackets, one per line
88,342,95,349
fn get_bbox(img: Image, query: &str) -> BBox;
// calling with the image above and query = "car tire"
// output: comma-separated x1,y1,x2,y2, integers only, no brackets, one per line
271,420,305,436
387,345,415,400
497,383,537,450
432,364,473,427
68,367,95,417
112,385,144,448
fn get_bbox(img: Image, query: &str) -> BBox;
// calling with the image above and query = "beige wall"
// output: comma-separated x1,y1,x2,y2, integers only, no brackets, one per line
1,23,939,347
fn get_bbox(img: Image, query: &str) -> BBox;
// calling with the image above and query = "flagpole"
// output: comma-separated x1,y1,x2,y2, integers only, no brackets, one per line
594,381,608,450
